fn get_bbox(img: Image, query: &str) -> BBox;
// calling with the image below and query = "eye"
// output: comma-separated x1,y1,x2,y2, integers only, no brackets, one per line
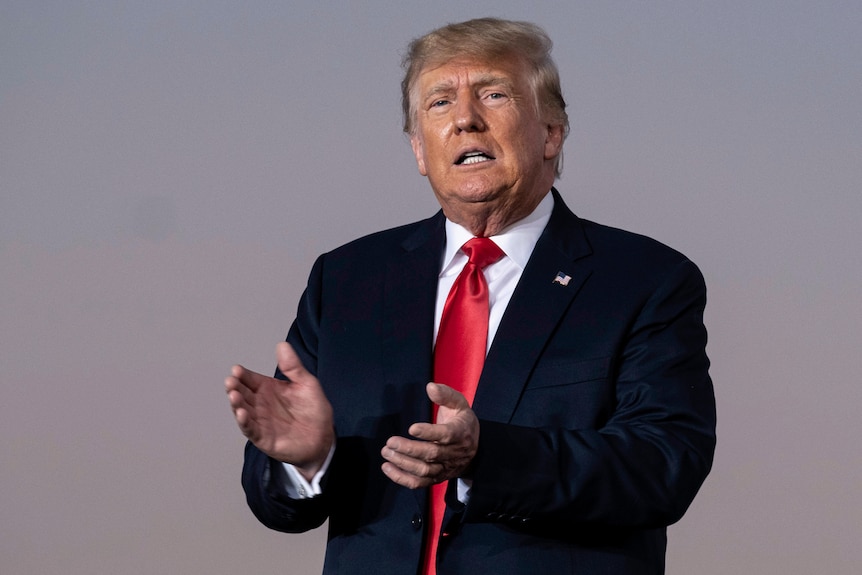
430,99,450,108
483,91,509,105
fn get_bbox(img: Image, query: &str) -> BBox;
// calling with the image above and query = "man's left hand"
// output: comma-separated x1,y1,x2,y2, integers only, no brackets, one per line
381,383,479,489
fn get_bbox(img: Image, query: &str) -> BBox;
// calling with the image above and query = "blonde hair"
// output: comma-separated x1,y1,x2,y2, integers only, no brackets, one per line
401,18,569,176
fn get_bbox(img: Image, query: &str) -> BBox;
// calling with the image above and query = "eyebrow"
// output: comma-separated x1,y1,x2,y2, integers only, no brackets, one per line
421,73,516,102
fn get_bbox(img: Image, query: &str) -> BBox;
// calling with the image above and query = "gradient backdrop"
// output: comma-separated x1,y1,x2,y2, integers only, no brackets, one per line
2,2,860,573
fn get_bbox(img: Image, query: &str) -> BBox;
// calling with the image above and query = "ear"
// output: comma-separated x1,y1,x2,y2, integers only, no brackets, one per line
543,123,565,161
410,134,428,176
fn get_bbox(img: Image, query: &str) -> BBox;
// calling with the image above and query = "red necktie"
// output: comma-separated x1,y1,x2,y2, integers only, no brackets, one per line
423,237,504,575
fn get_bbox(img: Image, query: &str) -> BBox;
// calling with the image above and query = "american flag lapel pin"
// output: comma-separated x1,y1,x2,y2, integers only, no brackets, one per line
553,271,572,286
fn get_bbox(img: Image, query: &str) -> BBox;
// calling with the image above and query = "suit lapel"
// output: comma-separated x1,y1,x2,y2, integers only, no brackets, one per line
473,191,593,423
381,212,445,423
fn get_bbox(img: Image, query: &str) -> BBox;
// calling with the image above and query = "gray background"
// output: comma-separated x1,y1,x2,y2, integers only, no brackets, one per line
2,1,860,573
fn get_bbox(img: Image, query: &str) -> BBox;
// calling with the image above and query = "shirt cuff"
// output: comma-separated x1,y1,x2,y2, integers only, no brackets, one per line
278,444,336,499
457,477,473,503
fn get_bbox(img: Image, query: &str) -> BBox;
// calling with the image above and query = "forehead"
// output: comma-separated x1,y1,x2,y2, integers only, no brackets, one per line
414,55,529,95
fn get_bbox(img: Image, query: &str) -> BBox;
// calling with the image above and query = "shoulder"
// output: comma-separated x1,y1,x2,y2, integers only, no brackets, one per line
306,212,444,282
550,189,698,275
581,219,691,263
329,213,441,257
570,217,705,295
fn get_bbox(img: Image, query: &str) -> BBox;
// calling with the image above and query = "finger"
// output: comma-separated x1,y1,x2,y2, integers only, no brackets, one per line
226,388,258,431
381,461,431,490
408,421,452,443
427,382,469,411
226,385,258,418
230,402,257,439
383,436,442,462
381,447,435,477
225,374,256,406
381,450,442,489
233,406,250,428
231,364,269,393
239,417,263,444
276,342,313,384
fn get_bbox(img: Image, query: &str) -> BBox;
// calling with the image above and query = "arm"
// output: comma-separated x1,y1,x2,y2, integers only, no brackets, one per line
227,342,335,532
241,439,332,533
464,258,715,529
225,252,337,530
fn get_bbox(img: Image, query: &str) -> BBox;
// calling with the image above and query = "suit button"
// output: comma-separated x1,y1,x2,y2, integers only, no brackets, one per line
411,514,423,530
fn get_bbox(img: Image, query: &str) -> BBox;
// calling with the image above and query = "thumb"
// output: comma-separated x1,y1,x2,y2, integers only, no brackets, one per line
427,382,470,411
276,342,311,383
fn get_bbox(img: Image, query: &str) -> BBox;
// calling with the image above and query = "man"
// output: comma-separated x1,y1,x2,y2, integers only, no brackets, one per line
225,18,715,575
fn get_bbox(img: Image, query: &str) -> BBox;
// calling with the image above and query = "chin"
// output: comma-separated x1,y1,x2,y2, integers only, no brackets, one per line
452,179,508,203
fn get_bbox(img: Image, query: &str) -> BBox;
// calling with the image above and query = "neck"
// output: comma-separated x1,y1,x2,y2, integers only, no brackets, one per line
444,190,551,237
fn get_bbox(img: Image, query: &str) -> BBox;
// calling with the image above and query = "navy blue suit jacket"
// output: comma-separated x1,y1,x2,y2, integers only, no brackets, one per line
242,190,716,574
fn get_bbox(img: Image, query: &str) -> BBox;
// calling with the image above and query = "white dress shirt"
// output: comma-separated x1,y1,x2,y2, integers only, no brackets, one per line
281,192,554,499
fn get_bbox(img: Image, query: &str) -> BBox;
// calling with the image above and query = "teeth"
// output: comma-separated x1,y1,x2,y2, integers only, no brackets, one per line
460,153,491,165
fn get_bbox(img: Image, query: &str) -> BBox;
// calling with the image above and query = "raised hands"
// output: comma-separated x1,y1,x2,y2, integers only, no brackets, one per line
381,382,480,489
225,342,334,481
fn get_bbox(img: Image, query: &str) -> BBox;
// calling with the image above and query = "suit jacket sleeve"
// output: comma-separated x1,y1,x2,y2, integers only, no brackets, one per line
464,256,716,530
241,254,334,534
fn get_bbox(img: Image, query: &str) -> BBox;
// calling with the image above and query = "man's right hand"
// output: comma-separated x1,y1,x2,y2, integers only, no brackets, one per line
225,342,334,481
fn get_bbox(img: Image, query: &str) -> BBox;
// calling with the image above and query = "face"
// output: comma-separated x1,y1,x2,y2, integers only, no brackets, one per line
409,54,564,235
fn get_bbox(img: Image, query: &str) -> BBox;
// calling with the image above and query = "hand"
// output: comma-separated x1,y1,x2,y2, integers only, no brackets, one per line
380,383,479,489
225,342,334,480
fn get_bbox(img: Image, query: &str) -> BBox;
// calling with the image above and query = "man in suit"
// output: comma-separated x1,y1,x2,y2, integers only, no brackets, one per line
225,18,715,574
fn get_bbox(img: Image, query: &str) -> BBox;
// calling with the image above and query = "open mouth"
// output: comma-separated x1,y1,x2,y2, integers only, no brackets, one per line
455,151,495,165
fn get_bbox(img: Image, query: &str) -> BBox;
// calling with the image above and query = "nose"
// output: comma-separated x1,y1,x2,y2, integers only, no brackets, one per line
453,96,485,133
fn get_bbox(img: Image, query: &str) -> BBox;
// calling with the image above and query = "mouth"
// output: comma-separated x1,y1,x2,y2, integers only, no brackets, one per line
455,150,496,166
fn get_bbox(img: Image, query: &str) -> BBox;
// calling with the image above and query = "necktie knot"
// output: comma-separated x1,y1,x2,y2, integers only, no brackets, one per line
462,237,504,270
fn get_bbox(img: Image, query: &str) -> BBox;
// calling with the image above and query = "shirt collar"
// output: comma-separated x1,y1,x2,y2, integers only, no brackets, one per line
440,191,554,276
